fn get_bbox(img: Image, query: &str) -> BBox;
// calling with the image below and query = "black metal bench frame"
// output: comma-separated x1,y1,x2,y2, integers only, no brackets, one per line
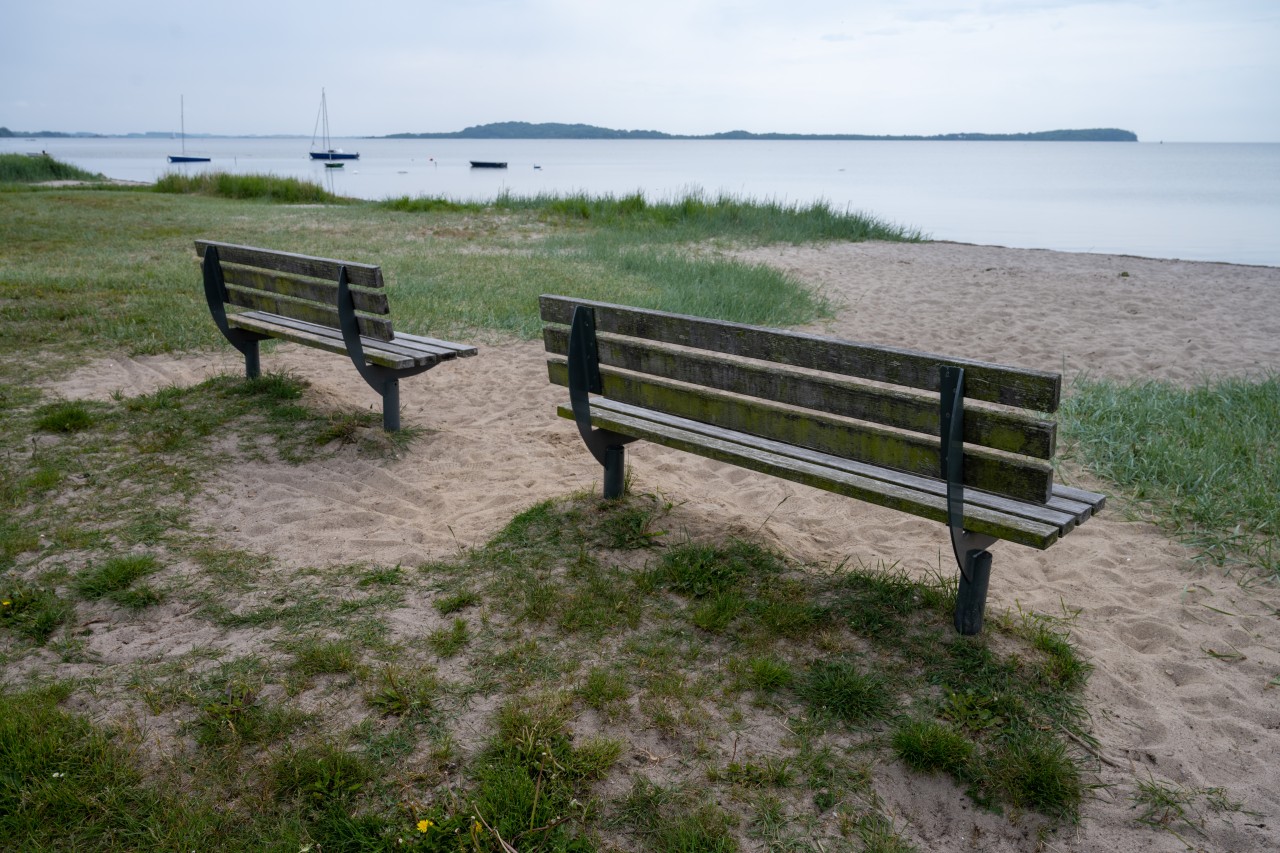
199,240,476,431
542,295,1105,635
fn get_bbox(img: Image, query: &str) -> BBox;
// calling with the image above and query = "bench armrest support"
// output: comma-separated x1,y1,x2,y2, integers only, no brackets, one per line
202,245,269,376
568,305,637,496
941,365,997,634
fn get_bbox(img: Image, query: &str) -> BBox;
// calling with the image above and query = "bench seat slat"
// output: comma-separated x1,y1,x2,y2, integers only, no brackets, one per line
547,359,1054,504
540,295,1061,412
197,240,383,288
222,265,390,315
584,398,1084,535
562,403,1060,550
232,311,459,360
391,329,480,357
228,312,451,369
544,326,1055,459
1052,483,1107,512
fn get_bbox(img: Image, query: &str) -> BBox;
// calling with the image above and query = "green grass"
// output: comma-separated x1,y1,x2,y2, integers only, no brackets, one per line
0,152,105,183
153,170,344,203
0,183,922,386
1061,375,1280,580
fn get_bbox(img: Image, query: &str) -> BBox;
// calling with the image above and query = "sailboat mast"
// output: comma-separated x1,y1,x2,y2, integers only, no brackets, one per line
180,95,186,154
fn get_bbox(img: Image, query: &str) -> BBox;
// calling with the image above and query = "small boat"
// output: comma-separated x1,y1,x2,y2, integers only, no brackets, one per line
470,161,508,169
167,95,211,164
309,89,359,161
324,162,344,169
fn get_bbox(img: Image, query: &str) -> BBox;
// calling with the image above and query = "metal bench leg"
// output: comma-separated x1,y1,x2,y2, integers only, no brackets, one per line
954,548,993,635
603,445,626,499
382,378,400,432
244,340,261,380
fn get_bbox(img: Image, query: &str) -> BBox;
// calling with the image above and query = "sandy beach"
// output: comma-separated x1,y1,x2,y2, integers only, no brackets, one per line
44,240,1280,851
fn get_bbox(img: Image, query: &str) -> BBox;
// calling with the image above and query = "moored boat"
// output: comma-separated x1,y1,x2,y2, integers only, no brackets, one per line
309,89,359,160
469,161,507,169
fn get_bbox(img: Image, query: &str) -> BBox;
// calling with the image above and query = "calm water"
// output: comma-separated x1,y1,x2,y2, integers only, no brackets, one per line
6,136,1278,266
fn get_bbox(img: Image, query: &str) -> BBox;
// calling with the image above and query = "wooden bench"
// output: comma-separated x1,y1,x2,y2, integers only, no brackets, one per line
540,295,1106,635
197,240,477,430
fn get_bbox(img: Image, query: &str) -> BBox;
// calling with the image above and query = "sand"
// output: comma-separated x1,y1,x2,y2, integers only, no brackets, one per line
42,241,1280,850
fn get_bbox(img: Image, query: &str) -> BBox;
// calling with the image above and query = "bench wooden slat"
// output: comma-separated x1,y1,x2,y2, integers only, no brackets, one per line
540,295,1061,412
197,240,383,288
222,265,390,315
582,398,1084,534
392,329,480,357
226,287,395,342
544,326,1055,459
547,359,1053,504
228,313,441,370
568,403,1060,549
230,311,459,365
1052,483,1107,512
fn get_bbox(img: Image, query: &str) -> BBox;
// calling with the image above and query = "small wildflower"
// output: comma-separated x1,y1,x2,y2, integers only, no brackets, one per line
472,820,483,834
417,819,434,833
51,772,64,778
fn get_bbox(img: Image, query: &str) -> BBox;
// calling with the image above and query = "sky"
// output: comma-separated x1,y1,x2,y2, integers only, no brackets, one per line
4,1,1278,142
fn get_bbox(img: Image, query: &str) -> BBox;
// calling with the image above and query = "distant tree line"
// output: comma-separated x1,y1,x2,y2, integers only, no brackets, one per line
0,127,103,138
384,122,1138,142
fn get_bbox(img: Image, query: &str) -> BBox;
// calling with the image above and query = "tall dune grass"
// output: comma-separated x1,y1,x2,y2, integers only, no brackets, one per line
1061,375,1280,580
380,188,925,244
0,153,104,183
153,171,342,203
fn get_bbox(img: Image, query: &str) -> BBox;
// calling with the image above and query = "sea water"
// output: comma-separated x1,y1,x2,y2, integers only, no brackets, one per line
5,136,1277,267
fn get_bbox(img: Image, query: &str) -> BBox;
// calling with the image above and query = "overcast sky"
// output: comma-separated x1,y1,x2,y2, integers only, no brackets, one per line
4,1,1277,141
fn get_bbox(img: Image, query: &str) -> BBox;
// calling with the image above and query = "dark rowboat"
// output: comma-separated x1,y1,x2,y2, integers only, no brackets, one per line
470,161,508,169
168,155,211,163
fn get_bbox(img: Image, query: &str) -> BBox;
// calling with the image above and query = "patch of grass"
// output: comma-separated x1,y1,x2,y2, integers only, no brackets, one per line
0,684,249,850
287,636,360,677
1061,375,1280,580
467,698,623,851
1130,773,1253,842
892,720,974,775
979,730,1082,819
427,617,470,657
653,539,786,598
73,553,162,607
35,399,98,432
268,742,373,807
434,589,480,614
0,577,73,643
613,778,740,853
579,666,631,716
743,656,795,693
365,664,440,719
798,660,898,725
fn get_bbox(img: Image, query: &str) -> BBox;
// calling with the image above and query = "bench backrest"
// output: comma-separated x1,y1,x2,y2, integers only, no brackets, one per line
540,295,1062,505
196,240,395,341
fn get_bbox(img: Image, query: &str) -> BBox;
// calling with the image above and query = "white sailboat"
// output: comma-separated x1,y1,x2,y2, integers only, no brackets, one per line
309,89,359,160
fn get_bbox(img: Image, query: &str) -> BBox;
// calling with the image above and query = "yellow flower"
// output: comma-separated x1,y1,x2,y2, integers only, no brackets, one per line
472,820,483,834
417,819,434,833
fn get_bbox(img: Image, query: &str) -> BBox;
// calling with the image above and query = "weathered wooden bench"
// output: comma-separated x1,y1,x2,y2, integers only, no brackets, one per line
541,295,1106,635
197,240,477,430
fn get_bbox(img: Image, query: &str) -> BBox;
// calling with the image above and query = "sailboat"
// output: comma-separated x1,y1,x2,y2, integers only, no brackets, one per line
309,89,359,160
167,95,211,163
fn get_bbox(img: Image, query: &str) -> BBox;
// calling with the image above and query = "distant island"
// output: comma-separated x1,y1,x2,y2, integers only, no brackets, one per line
1,123,1139,142
384,122,1138,142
